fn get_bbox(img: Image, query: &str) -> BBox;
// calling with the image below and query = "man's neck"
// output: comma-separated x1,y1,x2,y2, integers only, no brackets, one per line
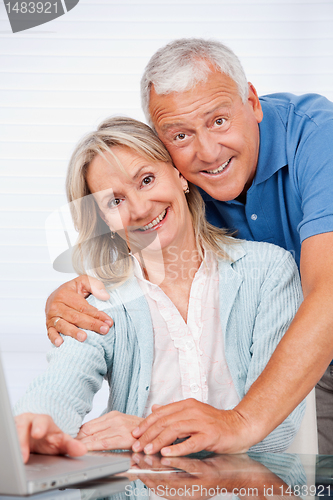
235,191,247,204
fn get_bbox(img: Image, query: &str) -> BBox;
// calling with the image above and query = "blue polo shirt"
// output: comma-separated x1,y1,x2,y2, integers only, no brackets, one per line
200,93,333,267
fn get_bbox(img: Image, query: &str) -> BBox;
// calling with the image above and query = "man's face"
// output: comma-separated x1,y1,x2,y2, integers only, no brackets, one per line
149,69,263,201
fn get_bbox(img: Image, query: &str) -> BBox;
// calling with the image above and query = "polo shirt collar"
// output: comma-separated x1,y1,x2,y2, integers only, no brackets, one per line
252,99,288,186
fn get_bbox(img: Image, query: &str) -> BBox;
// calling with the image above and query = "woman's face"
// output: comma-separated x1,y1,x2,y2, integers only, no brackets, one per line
85,146,192,254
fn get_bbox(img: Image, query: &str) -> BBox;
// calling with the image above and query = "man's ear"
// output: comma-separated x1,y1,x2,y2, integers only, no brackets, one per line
247,82,263,123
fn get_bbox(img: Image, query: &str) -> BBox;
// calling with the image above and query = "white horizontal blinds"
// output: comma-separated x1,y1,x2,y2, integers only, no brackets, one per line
0,1,332,419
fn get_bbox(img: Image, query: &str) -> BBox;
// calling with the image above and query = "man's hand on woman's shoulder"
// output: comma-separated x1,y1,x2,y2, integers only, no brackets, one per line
45,275,112,347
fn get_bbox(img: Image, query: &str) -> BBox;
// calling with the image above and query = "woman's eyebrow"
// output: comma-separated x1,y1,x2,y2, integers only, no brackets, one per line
132,165,152,180
96,166,153,204
99,189,117,204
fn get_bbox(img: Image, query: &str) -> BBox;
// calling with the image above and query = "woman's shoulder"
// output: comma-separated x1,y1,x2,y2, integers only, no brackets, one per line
220,237,298,273
85,274,151,323
85,275,136,309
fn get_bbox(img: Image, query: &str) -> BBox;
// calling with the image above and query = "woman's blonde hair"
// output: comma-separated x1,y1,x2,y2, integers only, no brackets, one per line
66,116,231,285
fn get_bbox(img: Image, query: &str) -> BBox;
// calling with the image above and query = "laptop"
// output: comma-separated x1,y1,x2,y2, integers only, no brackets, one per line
0,353,131,495
0,476,130,500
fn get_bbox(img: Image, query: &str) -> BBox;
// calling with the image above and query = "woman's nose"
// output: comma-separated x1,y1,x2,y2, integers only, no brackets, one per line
195,130,221,164
128,193,152,222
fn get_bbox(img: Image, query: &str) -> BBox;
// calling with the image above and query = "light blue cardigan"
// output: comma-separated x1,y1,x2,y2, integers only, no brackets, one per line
14,240,305,452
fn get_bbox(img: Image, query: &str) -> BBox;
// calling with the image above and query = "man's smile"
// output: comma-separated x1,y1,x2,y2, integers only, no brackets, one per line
202,157,232,175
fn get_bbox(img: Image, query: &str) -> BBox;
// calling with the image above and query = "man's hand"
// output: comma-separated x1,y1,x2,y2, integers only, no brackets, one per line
76,411,143,451
131,399,251,456
15,413,87,463
130,453,288,500
46,275,112,346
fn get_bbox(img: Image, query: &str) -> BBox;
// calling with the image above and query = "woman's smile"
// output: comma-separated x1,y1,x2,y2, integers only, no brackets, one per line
85,147,193,254
134,207,169,232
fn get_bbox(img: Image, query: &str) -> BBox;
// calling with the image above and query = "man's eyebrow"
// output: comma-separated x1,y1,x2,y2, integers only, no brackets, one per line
160,122,187,132
160,104,232,132
203,103,232,117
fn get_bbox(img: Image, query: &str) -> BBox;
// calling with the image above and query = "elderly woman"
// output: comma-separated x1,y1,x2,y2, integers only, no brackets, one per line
14,117,304,461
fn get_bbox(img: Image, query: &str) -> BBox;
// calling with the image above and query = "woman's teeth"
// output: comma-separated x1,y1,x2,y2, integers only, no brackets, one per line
139,209,167,231
206,158,231,174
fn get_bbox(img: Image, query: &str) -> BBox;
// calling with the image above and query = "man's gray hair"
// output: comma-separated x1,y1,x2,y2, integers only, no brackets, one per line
141,38,249,125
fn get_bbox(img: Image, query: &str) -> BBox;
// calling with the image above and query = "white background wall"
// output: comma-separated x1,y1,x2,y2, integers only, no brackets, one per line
1,0,333,420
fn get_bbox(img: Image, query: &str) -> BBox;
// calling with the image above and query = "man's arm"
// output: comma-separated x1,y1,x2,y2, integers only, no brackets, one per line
132,233,333,455
46,275,112,346
241,231,333,441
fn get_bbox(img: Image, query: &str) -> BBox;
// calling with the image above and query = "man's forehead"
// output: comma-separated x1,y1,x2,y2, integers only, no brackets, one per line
148,70,240,127
150,91,236,132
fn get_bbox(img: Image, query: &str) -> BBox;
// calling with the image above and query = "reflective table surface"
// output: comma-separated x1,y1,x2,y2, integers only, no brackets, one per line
1,452,333,500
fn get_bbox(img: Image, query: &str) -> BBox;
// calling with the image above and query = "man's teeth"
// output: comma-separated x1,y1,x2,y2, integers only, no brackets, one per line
206,158,231,174
139,209,167,231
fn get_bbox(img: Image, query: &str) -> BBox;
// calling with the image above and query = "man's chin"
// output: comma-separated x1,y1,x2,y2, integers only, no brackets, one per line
198,182,241,202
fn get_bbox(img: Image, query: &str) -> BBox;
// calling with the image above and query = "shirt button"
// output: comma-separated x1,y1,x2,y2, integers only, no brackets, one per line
185,340,194,351
190,383,199,393
251,213,258,221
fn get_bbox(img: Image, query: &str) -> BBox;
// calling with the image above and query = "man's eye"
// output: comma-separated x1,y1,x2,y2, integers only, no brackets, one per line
142,175,154,186
215,118,226,126
175,133,187,141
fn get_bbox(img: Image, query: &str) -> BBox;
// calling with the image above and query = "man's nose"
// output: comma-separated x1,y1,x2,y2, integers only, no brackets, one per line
195,130,221,164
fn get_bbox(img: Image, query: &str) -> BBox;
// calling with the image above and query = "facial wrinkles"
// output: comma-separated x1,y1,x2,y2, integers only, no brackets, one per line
94,164,175,232
88,153,149,201
150,78,239,134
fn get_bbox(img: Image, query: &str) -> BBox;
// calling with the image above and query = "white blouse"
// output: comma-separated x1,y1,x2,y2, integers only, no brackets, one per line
132,251,240,418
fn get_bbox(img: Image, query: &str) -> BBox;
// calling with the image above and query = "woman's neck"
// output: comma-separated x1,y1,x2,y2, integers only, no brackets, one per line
133,229,202,288
133,225,203,323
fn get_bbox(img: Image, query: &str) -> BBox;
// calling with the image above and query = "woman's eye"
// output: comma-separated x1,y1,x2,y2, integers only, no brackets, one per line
142,175,154,186
108,198,121,208
215,118,226,126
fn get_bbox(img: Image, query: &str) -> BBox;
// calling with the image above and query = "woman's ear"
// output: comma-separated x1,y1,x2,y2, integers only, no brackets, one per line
179,173,189,192
98,208,109,226
99,210,116,237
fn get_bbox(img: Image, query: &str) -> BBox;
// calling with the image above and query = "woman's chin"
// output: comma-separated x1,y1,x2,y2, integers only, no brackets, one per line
131,231,177,257
111,229,159,254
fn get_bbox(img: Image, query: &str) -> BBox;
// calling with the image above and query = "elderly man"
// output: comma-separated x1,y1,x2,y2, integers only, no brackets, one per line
46,39,333,455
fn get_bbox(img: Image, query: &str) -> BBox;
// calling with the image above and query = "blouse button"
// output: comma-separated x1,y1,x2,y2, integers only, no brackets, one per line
251,213,258,221
190,383,199,393
185,340,194,351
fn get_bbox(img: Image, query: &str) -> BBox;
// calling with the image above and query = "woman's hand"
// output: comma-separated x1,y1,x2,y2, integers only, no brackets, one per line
76,411,143,451
46,275,113,346
15,413,87,464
